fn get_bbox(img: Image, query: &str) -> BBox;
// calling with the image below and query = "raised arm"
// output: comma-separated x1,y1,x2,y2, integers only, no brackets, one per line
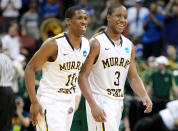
25,38,57,125
150,14,164,28
78,38,106,122
127,44,152,113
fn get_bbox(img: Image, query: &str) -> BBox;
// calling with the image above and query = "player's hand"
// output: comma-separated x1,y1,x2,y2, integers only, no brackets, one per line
125,127,131,131
90,103,106,122
174,118,178,126
142,95,153,113
30,102,43,126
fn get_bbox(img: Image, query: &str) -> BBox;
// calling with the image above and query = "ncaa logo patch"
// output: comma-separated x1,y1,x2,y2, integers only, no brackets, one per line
125,47,129,53
83,50,87,57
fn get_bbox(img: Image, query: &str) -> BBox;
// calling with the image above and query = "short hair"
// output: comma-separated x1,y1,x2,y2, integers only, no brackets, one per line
29,2,36,9
9,21,18,29
107,4,122,15
65,6,83,18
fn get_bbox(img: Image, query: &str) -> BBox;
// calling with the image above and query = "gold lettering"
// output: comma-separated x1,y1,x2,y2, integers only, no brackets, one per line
115,57,119,66
102,59,110,68
106,88,123,97
109,57,114,66
76,61,81,70
71,61,75,69
59,61,81,71
66,62,71,70
59,63,66,70
119,58,125,67
124,60,130,68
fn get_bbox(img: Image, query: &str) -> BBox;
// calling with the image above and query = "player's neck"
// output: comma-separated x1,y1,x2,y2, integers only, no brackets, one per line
106,28,121,42
66,32,82,49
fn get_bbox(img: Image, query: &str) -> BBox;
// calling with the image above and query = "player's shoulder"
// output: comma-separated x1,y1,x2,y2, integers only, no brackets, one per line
81,35,89,42
2,34,9,41
81,36,90,50
88,37,100,51
92,31,105,38
53,32,65,39
41,37,58,50
121,35,133,46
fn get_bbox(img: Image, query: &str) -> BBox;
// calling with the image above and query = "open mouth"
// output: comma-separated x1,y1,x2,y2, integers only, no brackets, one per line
117,23,125,28
80,25,86,31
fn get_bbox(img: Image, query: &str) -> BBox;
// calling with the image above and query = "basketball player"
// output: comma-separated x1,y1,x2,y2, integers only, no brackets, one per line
25,7,89,131
78,4,152,131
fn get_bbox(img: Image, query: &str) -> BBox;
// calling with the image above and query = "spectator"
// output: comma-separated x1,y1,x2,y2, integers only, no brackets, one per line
1,22,25,62
75,0,95,18
132,36,143,59
42,0,59,20
166,45,178,100
142,2,164,59
147,56,173,113
128,0,149,39
12,57,25,94
167,45,178,70
0,0,22,33
11,97,30,131
0,39,15,131
156,0,166,15
100,0,116,25
133,100,178,131
144,56,157,85
164,0,178,49
20,2,40,41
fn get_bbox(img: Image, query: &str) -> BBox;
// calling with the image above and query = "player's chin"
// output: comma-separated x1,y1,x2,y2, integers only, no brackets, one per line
116,28,125,33
115,25,125,32
78,30,86,36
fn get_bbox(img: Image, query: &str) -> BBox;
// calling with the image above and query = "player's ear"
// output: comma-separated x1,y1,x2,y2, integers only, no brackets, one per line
107,14,111,22
65,18,71,26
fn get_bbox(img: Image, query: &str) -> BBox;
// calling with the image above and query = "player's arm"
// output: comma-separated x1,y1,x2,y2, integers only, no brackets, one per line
78,38,99,108
78,38,106,122
25,38,57,125
127,44,152,113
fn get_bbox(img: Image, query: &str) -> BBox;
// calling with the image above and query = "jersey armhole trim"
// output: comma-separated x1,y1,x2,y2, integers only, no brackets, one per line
92,38,101,67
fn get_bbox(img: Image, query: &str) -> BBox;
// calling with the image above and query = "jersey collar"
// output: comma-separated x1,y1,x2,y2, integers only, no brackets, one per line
64,33,82,51
103,31,123,47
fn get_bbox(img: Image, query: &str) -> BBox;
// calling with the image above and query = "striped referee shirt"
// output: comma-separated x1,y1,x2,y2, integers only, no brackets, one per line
0,53,14,87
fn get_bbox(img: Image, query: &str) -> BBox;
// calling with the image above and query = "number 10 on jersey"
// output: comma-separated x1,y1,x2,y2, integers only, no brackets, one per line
66,73,77,86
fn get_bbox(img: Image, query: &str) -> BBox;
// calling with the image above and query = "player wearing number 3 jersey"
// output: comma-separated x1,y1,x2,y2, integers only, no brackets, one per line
25,7,89,131
78,4,153,131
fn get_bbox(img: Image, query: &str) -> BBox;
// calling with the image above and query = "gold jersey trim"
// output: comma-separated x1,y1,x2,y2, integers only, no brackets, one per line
53,33,65,39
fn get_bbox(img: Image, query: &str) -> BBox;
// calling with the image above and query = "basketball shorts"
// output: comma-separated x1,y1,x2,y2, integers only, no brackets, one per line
86,94,123,131
36,95,75,131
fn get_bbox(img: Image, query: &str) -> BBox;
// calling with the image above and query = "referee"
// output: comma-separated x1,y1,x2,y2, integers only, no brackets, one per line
0,39,15,131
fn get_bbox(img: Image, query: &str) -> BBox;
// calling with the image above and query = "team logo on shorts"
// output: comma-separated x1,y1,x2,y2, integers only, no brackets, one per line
68,107,73,114
125,47,129,53
83,50,87,57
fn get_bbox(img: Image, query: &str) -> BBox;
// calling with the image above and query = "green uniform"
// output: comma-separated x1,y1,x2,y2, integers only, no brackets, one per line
148,71,172,99
70,95,88,131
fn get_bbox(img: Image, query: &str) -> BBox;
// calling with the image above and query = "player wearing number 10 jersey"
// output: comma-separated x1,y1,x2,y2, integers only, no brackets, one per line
25,7,89,131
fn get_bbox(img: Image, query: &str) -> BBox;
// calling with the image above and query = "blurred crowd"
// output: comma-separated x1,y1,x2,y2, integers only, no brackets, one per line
0,0,178,131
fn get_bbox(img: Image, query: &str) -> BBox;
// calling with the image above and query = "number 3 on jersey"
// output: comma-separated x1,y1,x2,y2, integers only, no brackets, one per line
66,73,77,86
114,71,120,86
